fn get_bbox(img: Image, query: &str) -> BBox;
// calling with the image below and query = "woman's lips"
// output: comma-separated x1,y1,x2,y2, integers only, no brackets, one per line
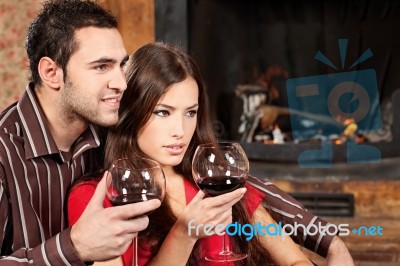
164,144,185,155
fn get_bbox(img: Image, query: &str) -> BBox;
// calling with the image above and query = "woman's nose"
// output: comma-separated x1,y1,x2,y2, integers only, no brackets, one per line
170,117,184,139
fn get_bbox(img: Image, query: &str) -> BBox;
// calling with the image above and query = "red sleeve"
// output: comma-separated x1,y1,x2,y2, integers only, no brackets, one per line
243,183,265,219
67,180,98,226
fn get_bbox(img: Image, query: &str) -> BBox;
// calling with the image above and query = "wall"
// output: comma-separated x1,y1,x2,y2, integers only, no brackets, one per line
0,0,41,110
101,0,154,55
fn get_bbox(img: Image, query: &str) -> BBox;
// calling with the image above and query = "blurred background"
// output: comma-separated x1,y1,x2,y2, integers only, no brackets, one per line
1,0,399,265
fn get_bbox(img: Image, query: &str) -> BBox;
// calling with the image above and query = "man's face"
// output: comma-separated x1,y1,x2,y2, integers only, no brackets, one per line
61,27,128,127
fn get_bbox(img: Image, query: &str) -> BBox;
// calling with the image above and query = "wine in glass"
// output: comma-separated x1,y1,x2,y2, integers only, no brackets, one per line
106,157,165,266
192,142,249,262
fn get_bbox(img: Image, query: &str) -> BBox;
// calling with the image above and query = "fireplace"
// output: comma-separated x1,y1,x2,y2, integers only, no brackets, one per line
156,0,400,163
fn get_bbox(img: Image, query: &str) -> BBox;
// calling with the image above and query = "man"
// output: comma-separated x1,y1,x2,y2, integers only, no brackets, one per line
0,1,160,265
0,0,353,265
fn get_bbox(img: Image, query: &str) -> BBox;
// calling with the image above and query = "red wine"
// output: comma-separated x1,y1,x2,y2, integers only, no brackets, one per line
109,193,161,206
197,176,246,196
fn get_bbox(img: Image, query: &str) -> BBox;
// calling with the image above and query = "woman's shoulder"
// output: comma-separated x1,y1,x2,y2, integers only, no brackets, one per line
70,178,100,193
67,178,101,225
243,183,265,217
244,183,265,199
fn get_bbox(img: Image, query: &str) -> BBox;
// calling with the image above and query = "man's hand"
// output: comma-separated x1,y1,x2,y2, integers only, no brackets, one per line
70,172,161,262
327,236,355,266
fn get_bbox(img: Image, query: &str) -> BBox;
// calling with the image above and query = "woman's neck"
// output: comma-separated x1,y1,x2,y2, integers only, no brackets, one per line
163,166,184,195
161,166,177,179
162,166,188,216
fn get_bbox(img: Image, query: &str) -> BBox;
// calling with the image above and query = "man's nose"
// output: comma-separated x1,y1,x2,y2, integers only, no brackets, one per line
108,68,127,92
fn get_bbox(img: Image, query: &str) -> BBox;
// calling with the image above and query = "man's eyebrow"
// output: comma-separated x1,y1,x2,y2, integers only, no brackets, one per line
88,55,129,65
87,57,115,65
121,55,129,65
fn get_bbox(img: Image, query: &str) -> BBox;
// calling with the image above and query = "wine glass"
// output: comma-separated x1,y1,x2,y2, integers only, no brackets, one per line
106,157,165,266
192,142,249,262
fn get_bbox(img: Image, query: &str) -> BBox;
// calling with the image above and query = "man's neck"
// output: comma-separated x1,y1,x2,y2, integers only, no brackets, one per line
48,119,89,152
35,88,89,152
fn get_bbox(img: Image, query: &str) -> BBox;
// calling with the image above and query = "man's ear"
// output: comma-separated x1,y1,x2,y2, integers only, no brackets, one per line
38,57,63,89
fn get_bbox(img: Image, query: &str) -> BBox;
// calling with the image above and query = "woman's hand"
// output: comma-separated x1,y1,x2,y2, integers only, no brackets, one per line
176,187,247,239
146,187,246,266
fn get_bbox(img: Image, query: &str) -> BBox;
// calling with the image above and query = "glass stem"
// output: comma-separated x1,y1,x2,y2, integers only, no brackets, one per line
220,233,231,255
132,236,138,266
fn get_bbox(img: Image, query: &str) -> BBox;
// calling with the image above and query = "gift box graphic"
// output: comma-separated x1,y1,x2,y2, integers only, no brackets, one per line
286,39,382,168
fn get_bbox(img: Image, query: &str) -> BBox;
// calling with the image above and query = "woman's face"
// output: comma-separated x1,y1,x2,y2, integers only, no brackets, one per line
137,77,199,169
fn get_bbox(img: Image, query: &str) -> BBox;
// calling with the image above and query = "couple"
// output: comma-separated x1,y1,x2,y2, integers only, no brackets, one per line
0,0,353,265
68,42,311,265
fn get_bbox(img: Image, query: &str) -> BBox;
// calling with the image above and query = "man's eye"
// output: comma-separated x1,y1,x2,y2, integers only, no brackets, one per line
95,64,108,71
154,110,169,117
186,110,198,117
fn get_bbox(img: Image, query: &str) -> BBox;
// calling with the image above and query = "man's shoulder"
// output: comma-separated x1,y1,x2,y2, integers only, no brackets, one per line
0,103,24,150
0,102,21,133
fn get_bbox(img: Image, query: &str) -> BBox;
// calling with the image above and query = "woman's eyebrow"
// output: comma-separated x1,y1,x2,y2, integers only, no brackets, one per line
186,104,199,110
156,103,199,110
155,103,173,109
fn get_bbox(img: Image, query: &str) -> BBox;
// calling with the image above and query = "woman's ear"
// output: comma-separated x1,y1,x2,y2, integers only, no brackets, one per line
38,57,63,89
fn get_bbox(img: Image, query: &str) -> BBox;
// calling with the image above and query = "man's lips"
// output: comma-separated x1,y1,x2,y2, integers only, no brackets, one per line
101,96,121,108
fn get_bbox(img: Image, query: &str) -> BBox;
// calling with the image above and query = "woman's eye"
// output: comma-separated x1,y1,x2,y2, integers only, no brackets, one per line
154,110,169,117
186,110,198,117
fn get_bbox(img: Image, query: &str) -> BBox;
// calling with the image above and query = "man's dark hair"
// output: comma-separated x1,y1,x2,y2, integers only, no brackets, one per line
26,0,118,85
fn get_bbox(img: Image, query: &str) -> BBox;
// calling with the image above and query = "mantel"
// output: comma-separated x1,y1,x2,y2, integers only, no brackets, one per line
241,141,400,163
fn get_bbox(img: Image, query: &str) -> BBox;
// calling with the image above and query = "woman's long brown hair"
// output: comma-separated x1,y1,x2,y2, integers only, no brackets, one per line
105,42,272,265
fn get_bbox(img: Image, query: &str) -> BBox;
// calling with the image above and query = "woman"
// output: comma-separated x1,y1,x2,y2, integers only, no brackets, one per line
68,42,312,266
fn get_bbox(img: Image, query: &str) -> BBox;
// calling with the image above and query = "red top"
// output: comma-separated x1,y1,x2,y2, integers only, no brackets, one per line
68,178,264,265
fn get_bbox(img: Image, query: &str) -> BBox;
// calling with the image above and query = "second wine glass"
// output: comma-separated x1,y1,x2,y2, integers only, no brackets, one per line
192,142,249,262
106,157,165,266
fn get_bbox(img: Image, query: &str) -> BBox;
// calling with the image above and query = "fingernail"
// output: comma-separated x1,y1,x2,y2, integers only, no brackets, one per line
241,187,247,194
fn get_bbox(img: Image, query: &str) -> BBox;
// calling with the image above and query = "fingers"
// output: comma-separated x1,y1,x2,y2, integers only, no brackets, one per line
124,215,150,234
116,199,161,220
89,171,108,208
208,187,247,207
208,207,233,227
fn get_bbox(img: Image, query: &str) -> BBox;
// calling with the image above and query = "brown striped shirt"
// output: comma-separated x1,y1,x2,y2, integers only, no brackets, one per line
0,84,101,265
